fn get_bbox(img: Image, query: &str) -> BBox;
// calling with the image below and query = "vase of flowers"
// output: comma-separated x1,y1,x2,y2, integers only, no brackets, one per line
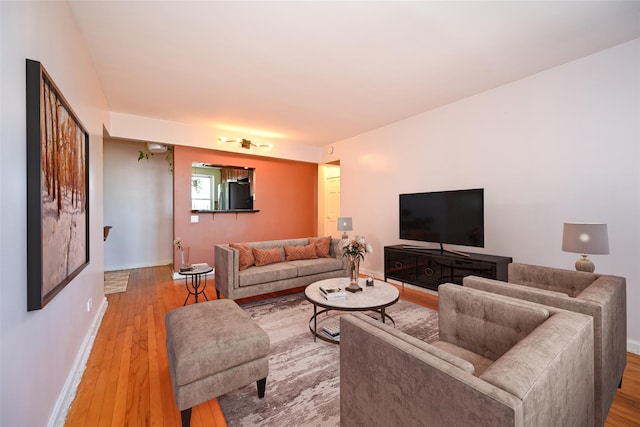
174,238,191,271
341,235,373,293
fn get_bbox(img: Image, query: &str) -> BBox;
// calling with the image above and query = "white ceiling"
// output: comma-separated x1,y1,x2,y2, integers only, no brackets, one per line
69,1,640,147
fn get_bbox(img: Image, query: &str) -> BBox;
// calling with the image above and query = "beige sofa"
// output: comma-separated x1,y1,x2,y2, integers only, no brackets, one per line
340,283,595,427
463,263,626,427
214,237,348,300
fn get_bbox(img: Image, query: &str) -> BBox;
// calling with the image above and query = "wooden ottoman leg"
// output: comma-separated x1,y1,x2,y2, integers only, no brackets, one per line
257,377,267,398
180,407,192,427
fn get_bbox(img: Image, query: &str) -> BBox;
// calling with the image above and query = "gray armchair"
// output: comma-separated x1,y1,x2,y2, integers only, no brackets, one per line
463,263,626,427
340,283,595,427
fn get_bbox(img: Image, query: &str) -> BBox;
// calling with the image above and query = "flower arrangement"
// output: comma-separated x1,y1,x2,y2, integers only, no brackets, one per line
341,235,373,261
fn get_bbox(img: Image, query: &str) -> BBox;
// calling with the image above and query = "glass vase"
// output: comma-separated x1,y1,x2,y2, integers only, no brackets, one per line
346,256,362,292
180,246,191,271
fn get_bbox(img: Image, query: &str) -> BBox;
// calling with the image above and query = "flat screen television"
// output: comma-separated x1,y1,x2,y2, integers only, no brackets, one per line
399,188,484,251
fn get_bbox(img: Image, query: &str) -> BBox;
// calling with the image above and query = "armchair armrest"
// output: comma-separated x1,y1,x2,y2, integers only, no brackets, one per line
479,311,594,427
214,244,236,299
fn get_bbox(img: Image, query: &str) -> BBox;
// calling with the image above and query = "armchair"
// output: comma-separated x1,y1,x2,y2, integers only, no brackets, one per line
340,283,595,427
463,263,626,427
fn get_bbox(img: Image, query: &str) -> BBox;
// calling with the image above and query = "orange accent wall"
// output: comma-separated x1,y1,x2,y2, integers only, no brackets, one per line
173,146,318,270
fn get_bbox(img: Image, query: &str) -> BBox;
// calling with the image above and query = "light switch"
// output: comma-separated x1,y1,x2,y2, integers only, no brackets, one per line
190,215,199,223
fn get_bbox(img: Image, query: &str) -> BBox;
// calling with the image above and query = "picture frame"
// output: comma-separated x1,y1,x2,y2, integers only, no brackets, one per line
26,59,90,311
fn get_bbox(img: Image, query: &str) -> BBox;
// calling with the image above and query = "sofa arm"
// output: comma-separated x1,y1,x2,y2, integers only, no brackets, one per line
479,311,594,427
340,313,523,427
214,244,236,299
578,275,627,421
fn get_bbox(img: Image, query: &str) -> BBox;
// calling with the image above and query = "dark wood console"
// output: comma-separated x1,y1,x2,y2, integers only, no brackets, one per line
384,245,512,292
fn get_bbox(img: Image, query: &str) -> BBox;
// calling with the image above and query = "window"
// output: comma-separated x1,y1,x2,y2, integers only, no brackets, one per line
191,175,214,210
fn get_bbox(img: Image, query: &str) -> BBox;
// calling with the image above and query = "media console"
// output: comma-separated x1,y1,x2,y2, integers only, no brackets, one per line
384,245,512,292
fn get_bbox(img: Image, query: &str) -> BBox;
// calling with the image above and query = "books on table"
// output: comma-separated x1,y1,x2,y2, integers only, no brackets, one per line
322,323,340,337
319,285,346,300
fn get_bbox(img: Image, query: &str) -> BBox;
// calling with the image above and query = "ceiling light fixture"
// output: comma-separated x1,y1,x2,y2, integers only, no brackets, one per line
218,137,272,150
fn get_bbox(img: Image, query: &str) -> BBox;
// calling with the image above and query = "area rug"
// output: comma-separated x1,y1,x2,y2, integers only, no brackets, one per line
218,292,439,426
104,270,129,294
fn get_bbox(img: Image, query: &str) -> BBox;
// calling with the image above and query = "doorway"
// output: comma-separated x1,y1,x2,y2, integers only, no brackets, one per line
319,163,341,238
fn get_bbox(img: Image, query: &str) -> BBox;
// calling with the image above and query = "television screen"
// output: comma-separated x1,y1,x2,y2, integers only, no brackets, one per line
399,189,484,247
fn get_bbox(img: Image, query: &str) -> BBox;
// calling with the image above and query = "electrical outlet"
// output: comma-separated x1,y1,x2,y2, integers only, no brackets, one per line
86,297,92,313
190,215,199,223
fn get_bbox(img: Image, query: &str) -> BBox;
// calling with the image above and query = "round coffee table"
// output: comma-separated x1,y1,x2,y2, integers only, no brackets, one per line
305,277,399,344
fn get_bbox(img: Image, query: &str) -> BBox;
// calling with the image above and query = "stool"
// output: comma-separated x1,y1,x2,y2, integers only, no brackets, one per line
165,299,270,427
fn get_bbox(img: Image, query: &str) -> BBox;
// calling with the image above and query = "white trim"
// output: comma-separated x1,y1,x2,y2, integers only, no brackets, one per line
628,338,640,355
105,260,173,272
48,297,108,427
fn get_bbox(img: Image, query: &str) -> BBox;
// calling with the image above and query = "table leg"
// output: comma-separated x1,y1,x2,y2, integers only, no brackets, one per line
313,303,317,342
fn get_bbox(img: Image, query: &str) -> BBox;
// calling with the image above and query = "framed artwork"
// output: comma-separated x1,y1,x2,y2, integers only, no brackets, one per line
26,59,90,311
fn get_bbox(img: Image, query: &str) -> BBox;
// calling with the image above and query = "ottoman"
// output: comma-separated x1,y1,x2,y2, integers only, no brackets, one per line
165,299,270,427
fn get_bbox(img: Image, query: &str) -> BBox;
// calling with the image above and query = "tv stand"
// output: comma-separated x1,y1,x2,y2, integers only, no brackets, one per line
384,245,512,292
397,244,470,258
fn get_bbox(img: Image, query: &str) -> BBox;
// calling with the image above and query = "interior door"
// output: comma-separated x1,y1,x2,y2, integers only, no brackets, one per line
325,175,340,238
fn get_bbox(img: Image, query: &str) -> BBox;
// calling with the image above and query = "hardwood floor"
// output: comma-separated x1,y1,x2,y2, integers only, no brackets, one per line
65,265,640,426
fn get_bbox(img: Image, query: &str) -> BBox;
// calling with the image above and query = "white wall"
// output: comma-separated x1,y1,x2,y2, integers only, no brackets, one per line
323,39,640,347
103,138,173,270
0,2,109,426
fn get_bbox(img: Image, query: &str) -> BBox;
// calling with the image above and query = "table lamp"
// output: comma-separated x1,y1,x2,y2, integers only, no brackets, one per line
337,217,353,240
562,222,609,273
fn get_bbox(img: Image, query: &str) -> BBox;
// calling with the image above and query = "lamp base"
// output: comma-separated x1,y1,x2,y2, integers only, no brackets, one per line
575,254,595,273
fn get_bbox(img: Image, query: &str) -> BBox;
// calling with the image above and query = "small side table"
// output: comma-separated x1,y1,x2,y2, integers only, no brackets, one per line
178,265,214,305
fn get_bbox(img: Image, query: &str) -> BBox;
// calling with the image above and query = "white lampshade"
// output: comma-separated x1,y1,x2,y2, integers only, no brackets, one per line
562,222,609,272
337,217,353,232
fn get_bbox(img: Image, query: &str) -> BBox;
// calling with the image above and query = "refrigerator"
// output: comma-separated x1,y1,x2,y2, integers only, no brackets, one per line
218,182,253,210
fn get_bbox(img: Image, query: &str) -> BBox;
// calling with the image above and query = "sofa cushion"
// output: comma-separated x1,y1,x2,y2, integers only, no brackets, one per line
431,340,493,376
253,247,284,266
238,263,298,287
310,236,332,257
288,257,345,276
230,242,255,271
284,244,318,261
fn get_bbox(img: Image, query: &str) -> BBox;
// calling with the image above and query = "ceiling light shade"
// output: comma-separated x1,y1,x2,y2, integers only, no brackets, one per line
147,142,167,153
562,222,609,272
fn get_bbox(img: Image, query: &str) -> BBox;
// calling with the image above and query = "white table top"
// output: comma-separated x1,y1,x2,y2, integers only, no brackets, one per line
178,264,213,275
305,277,399,310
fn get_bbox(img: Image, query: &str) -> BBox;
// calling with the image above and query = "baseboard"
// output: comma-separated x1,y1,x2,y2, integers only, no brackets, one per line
105,260,172,272
48,297,108,427
628,338,640,355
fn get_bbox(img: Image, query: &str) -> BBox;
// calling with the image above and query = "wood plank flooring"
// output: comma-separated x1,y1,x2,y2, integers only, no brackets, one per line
65,265,640,426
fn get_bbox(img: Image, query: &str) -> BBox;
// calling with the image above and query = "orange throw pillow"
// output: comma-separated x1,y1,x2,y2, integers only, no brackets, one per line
230,243,255,271
252,247,284,266
310,236,331,258
284,244,318,261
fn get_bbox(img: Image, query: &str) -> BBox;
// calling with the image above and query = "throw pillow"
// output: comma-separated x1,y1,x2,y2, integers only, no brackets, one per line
253,247,284,266
284,244,318,261
310,236,331,258
230,243,255,271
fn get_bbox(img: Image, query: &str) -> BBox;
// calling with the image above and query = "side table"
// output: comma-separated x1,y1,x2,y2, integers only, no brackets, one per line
178,265,214,305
